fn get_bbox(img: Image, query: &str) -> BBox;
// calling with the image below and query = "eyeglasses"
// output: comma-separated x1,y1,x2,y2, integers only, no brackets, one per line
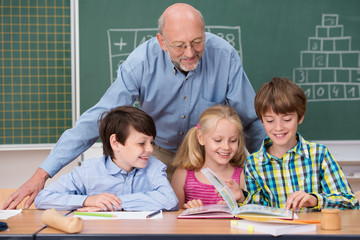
164,37,205,53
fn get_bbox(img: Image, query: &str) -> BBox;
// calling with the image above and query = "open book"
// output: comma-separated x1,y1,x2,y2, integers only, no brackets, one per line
178,168,295,220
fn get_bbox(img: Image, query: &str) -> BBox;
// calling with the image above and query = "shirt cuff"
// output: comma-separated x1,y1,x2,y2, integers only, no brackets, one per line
237,189,250,206
308,193,324,210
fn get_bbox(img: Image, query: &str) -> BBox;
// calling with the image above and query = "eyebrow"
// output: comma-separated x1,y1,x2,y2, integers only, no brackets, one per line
171,37,203,44
264,113,296,117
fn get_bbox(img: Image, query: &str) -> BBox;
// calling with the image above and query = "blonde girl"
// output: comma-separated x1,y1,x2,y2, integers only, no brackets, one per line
171,105,247,209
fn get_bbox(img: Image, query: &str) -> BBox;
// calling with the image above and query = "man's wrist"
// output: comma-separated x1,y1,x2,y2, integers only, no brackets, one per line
35,168,50,181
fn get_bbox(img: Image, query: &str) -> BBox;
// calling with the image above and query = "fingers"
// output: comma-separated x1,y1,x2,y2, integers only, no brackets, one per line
286,191,317,211
84,193,122,211
2,192,20,210
24,190,41,209
76,206,102,212
3,188,30,210
183,199,203,209
2,169,48,210
102,193,121,211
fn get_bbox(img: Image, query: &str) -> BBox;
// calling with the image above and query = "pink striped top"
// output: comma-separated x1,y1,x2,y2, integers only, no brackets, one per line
184,166,243,205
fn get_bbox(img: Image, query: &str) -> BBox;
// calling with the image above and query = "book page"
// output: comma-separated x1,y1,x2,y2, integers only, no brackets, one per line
236,204,295,220
180,203,232,216
201,168,238,214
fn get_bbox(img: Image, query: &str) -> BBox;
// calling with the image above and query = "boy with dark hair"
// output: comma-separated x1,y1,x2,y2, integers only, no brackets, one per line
35,106,178,211
244,77,359,210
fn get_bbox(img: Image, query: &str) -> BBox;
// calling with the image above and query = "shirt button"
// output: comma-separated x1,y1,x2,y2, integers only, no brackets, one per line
181,115,185,119
179,132,184,135
185,78,189,81
184,96,187,100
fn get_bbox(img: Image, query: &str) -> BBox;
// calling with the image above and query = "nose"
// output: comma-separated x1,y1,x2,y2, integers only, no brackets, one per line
146,142,154,153
222,141,230,150
183,44,195,57
275,120,283,131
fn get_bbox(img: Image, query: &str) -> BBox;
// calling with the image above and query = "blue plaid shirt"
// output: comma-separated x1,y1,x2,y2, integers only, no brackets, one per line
244,133,359,210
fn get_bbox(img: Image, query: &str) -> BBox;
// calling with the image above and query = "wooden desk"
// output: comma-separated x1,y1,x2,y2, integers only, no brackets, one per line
37,210,360,240
1,209,359,239
0,210,45,239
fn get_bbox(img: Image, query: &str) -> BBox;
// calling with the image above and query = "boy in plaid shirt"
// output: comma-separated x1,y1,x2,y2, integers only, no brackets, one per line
244,77,359,210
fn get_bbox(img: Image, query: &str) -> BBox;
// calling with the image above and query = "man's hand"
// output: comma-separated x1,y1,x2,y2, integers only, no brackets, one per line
2,168,49,210
183,199,203,209
285,191,318,211
83,193,121,212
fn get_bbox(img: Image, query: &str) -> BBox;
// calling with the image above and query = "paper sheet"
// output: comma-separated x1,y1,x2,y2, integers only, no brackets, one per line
73,210,163,220
0,209,22,220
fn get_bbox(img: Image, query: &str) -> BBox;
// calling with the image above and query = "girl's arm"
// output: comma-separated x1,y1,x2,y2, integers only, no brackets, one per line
171,168,187,208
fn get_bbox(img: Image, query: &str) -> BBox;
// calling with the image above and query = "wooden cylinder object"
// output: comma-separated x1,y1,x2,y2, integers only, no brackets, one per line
41,208,84,233
321,208,341,230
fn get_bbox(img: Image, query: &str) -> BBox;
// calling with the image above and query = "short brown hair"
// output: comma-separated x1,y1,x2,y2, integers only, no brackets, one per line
98,106,156,159
255,77,307,121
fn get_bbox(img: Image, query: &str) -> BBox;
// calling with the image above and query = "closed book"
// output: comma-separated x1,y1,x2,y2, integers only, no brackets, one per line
231,219,317,236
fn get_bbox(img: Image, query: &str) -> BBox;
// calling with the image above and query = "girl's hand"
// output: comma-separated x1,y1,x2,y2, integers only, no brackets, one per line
225,179,245,203
285,191,318,211
183,199,203,209
83,193,122,211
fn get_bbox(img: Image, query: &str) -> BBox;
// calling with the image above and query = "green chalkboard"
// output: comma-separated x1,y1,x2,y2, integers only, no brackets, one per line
79,0,360,140
0,0,72,145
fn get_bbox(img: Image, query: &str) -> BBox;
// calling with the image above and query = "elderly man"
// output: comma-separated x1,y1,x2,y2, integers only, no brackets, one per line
3,3,265,210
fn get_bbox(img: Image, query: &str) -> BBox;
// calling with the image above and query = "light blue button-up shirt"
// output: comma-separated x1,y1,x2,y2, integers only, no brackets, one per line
35,155,178,211
41,32,266,177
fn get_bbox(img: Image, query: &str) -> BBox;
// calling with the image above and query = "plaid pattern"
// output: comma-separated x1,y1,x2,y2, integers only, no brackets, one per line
244,133,359,210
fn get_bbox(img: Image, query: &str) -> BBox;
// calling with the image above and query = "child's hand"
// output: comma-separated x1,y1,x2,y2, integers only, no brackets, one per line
285,191,318,211
76,206,103,212
83,193,122,211
183,199,203,209
225,179,245,203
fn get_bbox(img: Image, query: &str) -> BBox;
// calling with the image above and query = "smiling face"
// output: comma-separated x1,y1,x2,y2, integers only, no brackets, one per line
197,118,239,166
156,3,205,72
262,109,304,155
111,126,154,173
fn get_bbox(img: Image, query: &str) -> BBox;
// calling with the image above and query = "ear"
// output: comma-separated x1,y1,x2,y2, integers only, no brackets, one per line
298,115,305,124
109,134,121,151
156,33,168,52
196,129,205,146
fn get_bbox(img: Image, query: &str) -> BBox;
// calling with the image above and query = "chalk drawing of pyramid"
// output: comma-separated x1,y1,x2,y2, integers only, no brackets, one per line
293,14,360,102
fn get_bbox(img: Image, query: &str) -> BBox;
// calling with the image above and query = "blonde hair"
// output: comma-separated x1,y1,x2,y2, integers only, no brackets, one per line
173,105,247,170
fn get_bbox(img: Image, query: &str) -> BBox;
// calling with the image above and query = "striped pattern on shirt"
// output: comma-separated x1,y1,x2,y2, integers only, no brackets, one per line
185,166,242,205
244,133,359,210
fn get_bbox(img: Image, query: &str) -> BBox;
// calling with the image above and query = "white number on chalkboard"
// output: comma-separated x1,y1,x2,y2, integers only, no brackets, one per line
315,55,325,67
138,35,155,45
331,86,339,97
216,33,236,47
347,86,356,97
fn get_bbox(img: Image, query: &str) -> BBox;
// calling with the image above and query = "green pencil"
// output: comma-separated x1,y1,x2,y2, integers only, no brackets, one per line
73,212,115,218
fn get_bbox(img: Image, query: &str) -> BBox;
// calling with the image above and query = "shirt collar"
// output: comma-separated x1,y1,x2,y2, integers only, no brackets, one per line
104,155,144,176
258,132,310,165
